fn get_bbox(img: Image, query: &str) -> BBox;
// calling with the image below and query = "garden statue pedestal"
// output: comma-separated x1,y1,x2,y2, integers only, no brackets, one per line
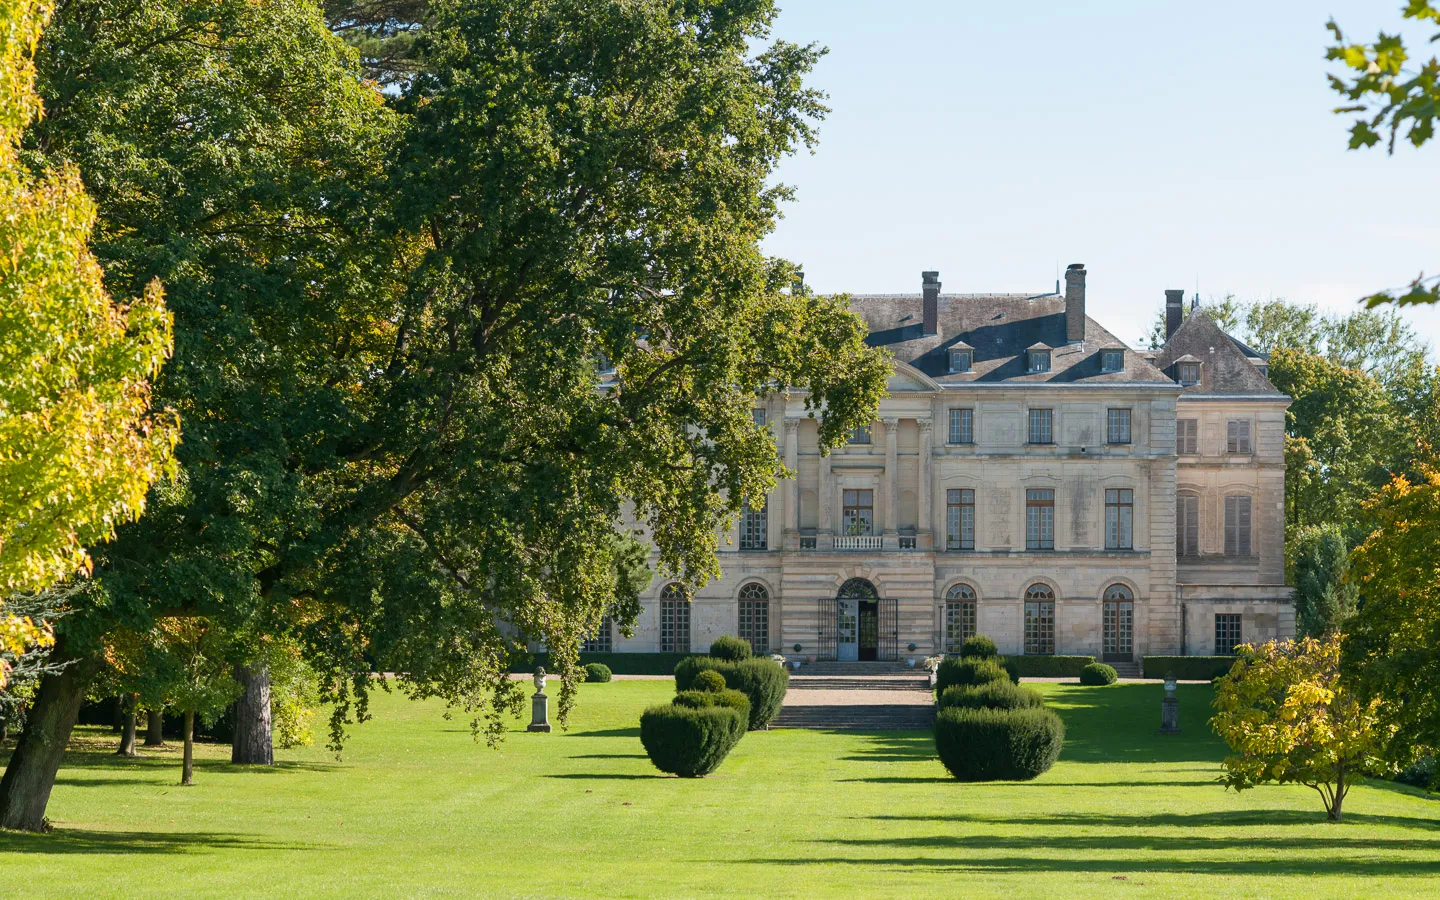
1157,672,1181,735
528,667,552,733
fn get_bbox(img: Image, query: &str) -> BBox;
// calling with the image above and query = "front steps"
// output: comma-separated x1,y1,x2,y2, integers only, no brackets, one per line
1108,660,1141,679
773,703,936,730
774,668,936,731
795,661,924,677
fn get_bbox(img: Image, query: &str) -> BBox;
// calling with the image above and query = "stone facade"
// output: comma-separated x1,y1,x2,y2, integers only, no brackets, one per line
605,272,1294,663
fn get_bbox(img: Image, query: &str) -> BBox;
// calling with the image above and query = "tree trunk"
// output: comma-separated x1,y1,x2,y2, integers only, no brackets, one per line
230,664,274,765
144,708,164,746
0,641,102,831
181,710,195,786
116,696,138,757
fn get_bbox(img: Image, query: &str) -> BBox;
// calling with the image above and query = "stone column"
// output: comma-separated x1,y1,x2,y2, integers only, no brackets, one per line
919,419,933,536
784,418,800,534
883,417,899,534
819,450,832,534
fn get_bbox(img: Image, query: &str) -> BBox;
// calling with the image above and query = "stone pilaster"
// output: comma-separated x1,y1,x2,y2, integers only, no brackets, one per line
784,418,800,534
918,419,933,534
883,417,899,534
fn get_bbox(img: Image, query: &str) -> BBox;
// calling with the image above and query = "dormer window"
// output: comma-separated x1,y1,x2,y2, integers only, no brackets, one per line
948,348,973,374
1101,349,1124,373
1178,362,1201,386
1028,349,1051,374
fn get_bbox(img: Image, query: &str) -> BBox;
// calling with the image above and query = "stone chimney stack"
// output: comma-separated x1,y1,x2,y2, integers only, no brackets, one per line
1165,289,1185,340
922,271,940,337
1064,263,1086,343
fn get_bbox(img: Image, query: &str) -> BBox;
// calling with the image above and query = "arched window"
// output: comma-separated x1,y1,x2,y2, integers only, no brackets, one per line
659,583,690,653
738,583,769,654
1103,584,1134,660
1025,583,1054,601
582,615,613,653
838,578,878,599
1104,583,1133,601
1024,584,1055,655
944,584,977,653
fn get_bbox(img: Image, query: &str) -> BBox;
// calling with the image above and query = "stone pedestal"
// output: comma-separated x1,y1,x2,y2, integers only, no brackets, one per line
1158,696,1181,735
528,691,552,733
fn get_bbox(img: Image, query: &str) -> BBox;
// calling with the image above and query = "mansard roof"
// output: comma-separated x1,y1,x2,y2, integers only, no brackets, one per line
1154,313,1284,396
845,293,1173,385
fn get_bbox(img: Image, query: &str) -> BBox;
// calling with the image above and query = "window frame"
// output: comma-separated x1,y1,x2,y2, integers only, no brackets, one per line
1224,494,1253,556
848,425,872,445
659,584,691,653
1105,488,1134,550
1028,349,1051,374
1028,408,1054,445
946,488,975,551
1226,419,1252,455
1176,493,1200,557
944,584,977,654
1024,585,1056,655
1179,362,1201,385
1101,349,1124,373
1106,408,1132,445
582,616,613,653
842,489,875,537
739,498,767,551
1025,488,1056,550
948,348,973,374
738,582,769,654
1177,418,1199,456
1215,613,1242,655
948,407,974,445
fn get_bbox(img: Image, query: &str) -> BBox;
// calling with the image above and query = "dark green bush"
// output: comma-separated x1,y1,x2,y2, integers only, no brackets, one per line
1003,655,1097,679
959,634,999,659
709,635,753,662
639,704,747,777
1079,663,1118,686
583,663,612,683
674,655,722,691
937,680,1045,711
1142,656,1239,681
675,656,788,729
935,656,1010,693
673,688,751,716
934,706,1065,781
692,669,727,693
1397,756,1436,790
514,652,701,676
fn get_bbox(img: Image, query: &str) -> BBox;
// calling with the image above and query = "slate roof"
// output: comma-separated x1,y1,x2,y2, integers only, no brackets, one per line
844,293,1174,385
1153,313,1284,396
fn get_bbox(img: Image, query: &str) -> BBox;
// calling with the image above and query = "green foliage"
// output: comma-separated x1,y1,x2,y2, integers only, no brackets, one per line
1079,663,1118,686
519,653,699,677
1143,657,1239,681
934,706,1065,782
692,670,727,693
673,656,723,692
709,635,753,662
1289,524,1359,638
1142,295,1241,349
583,663,612,684
935,657,1010,693
267,645,320,750
672,688,750,717
1004,656,1097,679
638,703,746,778
959,635,998,659
673,656,787,730
1396,756,1436,790
937,680,1044,712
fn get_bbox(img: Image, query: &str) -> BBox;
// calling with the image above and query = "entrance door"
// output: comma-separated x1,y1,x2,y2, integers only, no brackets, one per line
837,599,858,661
857,600,879,661
1102,599,1133,662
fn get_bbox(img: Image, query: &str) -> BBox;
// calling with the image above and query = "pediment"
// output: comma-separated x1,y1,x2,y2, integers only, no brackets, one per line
886,360,943,392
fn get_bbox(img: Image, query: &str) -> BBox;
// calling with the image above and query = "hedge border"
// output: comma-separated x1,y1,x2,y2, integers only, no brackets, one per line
511,652,702,676
1003,655,1096,678
1142,656,1238,681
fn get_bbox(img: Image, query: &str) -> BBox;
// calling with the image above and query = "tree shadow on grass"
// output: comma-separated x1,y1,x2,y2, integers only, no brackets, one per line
567,753,648,760
840,776,953,784
737,851,1440,878
838,732,934,764
564,727,640,738
543,773,657,780
867,809,1440,831
0,829,321,855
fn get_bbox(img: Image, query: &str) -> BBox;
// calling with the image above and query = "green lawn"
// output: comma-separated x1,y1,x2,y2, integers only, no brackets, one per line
2,680,1437,898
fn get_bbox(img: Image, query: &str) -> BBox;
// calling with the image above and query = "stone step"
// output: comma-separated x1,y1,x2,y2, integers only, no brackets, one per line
797,662,924,677
788,676,931,692
773,704,936,730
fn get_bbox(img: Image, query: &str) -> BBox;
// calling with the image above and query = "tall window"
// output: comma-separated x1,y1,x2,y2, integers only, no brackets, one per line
740,500,767,550
1224,495,1252,556
659,583,690,652
849,425,871,445
1107,408,1132,444
1101,349,1124,372
1179,362,1201,385
1105,488,1134,550
1215,613,1242,655
1026,488,1055,550
1024,584,1055,655
1226,419,1252,454
948,408,974,445
842,489,874,536
582,616,613,653
1028,408,1053,444
738,583,769,654
1028,349,1051,373
946,488,975,550
948,348,973,373
944,584,977,653
1177,418,1199,455
1177,494,1200,557
751,408,767,427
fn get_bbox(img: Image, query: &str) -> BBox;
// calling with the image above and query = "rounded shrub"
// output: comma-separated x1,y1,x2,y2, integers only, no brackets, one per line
639,704,747,777
673,656,722,692
673,688,751,717
709,635,753,662
724,657,789,730
935,656,1010,694
692,669,727,693
937,680,1045,712
583,663,612,683
934,706,1065,781
959,634,999,659
1079,663,1118,686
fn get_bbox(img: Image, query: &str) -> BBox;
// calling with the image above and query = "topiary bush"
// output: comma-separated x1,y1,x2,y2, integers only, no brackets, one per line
674,655,722,691
675,656,788,729
937,680,1045,712
673,688,751,716
934,706,1065,781
639,703,747,777
709,635,753,662
583,663,612,683
692,669,727,693
1080,663,1118,686
959,634,999,659
935,656,1010,694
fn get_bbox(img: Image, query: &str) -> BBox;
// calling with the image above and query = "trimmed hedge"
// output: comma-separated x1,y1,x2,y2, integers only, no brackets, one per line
583,663,613,683
960,635,999,659
673,688,750,716
709,635,753,662
1079,663,1117,686
692,669,727,692
934,706,1065,781
935,657,1010,693
513,652,701,676
1003,655,1097,679
639,704,747,777
937,680,1045,712
1143,656,1239,681
675,656,789,730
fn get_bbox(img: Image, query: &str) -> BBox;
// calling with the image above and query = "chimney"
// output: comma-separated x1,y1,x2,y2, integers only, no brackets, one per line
1165,289,1184,340
922,271,940,337
1064,263,1086,343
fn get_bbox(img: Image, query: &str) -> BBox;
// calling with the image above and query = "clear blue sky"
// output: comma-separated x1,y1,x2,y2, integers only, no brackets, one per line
761,0,1440,351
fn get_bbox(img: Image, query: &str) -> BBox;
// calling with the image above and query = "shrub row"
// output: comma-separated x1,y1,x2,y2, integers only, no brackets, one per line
937,680,1045,712
934,706,1065,781
1142,656,1239,681
935,656,1010,693
1003,655,1097,679
639,704,747,778
674,655,788,730
511,652,701,676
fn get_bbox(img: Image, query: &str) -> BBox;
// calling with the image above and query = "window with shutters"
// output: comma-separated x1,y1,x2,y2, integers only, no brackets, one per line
948,408,974,445
582,616,613,653
1178,361,1201,385
1024,584,1055,654
1101,349,1124,373
1028,408,1053,444
659,583,690,652
739,499,767,550
738,582,769,654
1226,419,1252,454
1105,488,1133,550
944,584,977,653
948,348,973,373
1028,349,1051,373
1176,494,1200,557
1026,489,1055,550
1107,408,1132,444
1215,613,1242,655
1224,495,1252,556
1177,418,1199,455
946,489,975,550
